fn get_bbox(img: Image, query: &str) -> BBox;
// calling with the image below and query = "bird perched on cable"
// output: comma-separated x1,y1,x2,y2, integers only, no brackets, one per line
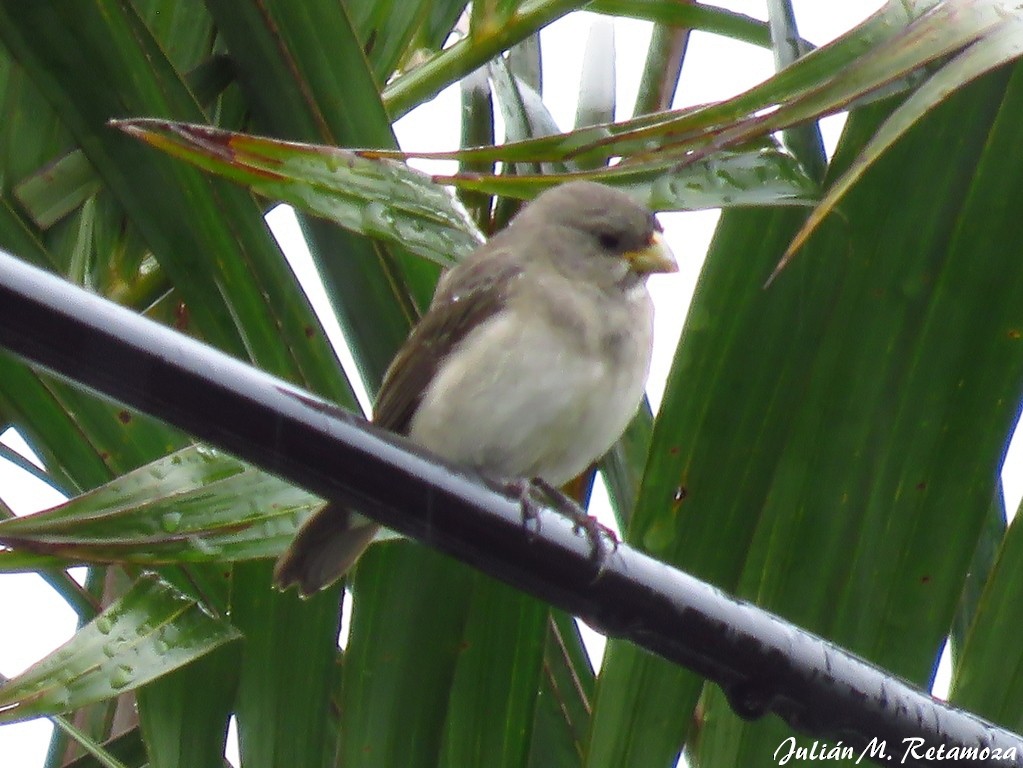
274,180,676,596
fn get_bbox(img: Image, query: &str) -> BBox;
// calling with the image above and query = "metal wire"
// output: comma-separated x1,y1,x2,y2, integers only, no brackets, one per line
1,248,1020,767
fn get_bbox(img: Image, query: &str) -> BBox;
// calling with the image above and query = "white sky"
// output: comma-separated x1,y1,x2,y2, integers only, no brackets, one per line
4,2,1021,764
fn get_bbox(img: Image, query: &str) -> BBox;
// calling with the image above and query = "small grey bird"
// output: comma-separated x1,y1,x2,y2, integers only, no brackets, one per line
274,180,676,595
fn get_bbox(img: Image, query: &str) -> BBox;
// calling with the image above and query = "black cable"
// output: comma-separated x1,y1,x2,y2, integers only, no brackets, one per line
1,249,1020,767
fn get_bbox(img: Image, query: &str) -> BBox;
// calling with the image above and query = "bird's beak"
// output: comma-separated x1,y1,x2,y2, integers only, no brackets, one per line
624,231,678,275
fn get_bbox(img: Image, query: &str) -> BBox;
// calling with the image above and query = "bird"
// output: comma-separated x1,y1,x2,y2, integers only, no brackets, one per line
273,180,677,596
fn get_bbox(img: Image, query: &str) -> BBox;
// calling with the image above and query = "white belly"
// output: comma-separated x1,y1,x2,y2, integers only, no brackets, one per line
408,282,653,485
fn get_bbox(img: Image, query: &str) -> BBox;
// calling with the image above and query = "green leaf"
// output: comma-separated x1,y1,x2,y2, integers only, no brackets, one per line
439,579,548,768
696,63,1023,768
575,19,616,132
950,489,1005,662
508,34,543,96
230,562,342,768
0,551,75,571
589,1,779,49
458,67,496,230
634,24,688,119
0,197,57,271
527,611,594,767
487,55,568,176
6,3,1023,767
383,0,587,119
767,0,827,184
202,0,438,390
113,119,483,268
471,0,527,35
780,8,1023,272
0,445,321,565
49,712,134,768
60,726,147,768
951,496,1023,732
383,0,783,120
11,55,236,233
12,151,101,231
0,1,352,400
340,546,475,768
0,575,241,723
0,354,185,494
347,0,465,83
435,144,818,210
384,2,1005,179
598,402,654,530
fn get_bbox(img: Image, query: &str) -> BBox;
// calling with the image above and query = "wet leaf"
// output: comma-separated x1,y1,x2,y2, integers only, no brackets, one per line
113,119,483,268
0,445,321,564
0,574,240,723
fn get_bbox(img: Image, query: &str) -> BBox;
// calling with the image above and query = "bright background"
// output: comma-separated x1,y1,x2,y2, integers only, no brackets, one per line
3,2,1022,765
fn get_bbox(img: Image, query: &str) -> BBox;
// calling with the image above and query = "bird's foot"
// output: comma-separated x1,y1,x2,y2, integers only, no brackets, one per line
503,477,544,539
528,478,618,567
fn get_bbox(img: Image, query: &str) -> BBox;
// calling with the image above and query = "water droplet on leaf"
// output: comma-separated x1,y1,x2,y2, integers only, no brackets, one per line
160,511,182,533
110,664,134,690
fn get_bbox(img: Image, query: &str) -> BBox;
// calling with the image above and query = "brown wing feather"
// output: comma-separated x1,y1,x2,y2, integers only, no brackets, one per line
374,251,522,433
274,247,521,596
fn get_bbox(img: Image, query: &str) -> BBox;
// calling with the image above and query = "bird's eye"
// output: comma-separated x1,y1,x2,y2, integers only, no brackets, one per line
598,232,621,251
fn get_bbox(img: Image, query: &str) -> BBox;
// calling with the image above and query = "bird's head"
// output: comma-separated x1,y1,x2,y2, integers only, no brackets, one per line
512,181,678,288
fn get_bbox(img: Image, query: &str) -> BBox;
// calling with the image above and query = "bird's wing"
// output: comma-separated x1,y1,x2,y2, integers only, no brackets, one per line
374,251,522,434
274,250,521,595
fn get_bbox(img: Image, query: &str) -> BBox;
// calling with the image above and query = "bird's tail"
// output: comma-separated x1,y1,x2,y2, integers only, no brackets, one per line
273,503,380,597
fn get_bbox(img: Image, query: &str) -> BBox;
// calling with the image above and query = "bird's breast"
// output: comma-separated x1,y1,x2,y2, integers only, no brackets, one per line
408,282,654,485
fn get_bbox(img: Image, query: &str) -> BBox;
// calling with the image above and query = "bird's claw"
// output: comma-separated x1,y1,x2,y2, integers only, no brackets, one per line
503,478,544,539
528,478,619,569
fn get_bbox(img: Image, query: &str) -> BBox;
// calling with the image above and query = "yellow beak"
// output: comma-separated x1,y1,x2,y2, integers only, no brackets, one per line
624,231,678,275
